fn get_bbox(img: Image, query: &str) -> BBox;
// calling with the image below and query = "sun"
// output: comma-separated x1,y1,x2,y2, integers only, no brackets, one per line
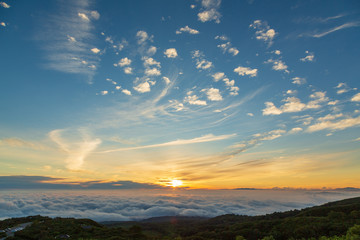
170,179,183,188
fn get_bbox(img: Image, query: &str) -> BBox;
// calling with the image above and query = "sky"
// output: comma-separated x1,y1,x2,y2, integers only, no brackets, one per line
1,0,360,190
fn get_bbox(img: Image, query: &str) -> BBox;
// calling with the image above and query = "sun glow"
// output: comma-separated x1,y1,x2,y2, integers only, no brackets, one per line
170,179,183,187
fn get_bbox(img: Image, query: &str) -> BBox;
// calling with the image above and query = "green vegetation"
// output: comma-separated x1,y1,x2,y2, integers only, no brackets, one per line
1,196,359,240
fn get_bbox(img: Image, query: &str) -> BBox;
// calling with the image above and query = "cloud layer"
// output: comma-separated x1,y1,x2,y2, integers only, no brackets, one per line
1,188,359,222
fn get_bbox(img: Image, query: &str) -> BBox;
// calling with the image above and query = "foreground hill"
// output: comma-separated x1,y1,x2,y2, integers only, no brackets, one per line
0,196,359,240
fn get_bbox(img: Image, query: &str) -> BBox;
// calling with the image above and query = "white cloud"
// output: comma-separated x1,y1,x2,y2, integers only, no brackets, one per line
197,0,222,23
318,113,343,122
192,50,201,58
281,97,307,112
0,2,10,8
274,50,281,55
259,129,286,141
102,133,234,153
307,91,328,109
262,102,282,115
265,59,289,73
217,42,230,53
78,12,90,21
1,189,354,222
292,77,306,85
286,90,297,95
215,35,228,41
147,46,157,55
328,100,339,105
300,51,315,62
176,26,200,34
134,82,151,93
184,95,207,106
202,88,223,101
91,48,101,54
190,4,196,9
136,30,149,44
0,22,6,27
143,57,161,68
169,100,185,112
164,48,178,58
307,116,360,132
115,39,128,51
67,35,76,42
212,72,225,81
90,11,100,20
145,68,161,76
223,78,239,96
88,64,96,70
105,36,114,44
124,67,132,74
351,93,360,102
215,37,239,56
335,82,356,95
295,115,314,126
122,89,132,96
100,90,108,95
289,127,303,134
249,20,276,45
191,50,213,70
49,129,101,170
115,86,121,90
312,21,360,38
234,66,257,77
163,77,171,85
247,113,254,117
118,57,132,67
40,2,101,80
263,92,328,115
196,59,213,69
228,47,239,56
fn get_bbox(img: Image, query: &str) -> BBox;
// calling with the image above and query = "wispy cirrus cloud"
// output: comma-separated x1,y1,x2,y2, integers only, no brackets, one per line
39,0,101,82
100,134,235,153
49,129,101,170
0,138,46,150
311,21,360,38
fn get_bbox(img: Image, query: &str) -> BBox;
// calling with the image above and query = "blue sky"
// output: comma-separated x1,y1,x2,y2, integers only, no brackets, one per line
0,0,360,189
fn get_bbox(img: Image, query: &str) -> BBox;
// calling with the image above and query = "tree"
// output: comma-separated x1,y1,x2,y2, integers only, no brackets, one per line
347,224,360,240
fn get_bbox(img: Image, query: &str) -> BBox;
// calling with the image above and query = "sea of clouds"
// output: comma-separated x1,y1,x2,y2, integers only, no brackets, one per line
1,189,359,222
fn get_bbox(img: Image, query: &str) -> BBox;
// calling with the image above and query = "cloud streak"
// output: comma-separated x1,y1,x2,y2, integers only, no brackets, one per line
100,134,236,153
39,0,100,81
312,21,360,38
